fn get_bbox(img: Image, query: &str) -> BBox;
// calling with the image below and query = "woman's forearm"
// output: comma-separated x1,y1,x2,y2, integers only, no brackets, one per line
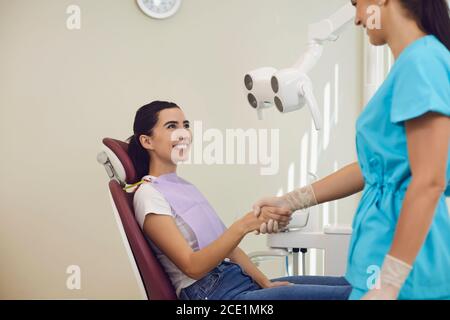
311,162,365,205
186,223,247,280
388,180,444,265
187,213,265,280
229,247,269,287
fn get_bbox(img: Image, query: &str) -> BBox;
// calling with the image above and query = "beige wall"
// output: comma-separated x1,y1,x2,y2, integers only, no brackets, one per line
0,0,363,299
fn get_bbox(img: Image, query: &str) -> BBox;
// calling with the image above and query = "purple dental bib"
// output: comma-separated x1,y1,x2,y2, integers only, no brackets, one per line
141,173,227,250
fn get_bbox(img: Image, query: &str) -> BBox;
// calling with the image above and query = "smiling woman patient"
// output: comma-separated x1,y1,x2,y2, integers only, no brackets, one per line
126,101,352,300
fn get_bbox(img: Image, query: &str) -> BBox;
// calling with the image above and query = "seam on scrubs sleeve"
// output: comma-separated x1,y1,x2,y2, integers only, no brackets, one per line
390,51,450,124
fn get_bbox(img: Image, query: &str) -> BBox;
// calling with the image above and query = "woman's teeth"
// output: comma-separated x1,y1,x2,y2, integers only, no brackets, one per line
173,144,189,150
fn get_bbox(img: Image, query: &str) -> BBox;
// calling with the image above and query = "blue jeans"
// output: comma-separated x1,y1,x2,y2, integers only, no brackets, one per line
179,261,352,300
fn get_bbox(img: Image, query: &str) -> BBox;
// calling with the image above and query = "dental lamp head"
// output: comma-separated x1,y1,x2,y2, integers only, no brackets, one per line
271,68,322,130
243,3,354,130
244,66,322,130
243,44,324,129
244,67,277,120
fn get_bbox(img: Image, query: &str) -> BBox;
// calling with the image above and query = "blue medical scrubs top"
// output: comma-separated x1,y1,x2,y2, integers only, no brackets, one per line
346,35,450,300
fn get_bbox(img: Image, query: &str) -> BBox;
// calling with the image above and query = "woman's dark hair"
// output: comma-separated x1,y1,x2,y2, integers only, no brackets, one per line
398,0,450,50
128,101,180,179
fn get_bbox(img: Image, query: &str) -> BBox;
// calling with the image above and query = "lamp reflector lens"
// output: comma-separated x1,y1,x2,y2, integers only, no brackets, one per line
248,93,258,109
244,75,253,90
274,96,283,112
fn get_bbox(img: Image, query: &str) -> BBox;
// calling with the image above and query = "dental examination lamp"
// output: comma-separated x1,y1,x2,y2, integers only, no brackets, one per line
244,3,355,130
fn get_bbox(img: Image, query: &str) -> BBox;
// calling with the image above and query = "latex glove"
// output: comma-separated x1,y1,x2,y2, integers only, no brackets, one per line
253,185,317,216
253,185,317,235
362,254,412,300
258,219,285,235
253,196,292,217
361,283,400,300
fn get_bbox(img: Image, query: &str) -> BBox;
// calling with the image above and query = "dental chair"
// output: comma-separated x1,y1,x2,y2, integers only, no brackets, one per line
97,138,177,300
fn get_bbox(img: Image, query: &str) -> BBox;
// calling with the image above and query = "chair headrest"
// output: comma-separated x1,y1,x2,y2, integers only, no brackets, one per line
98,138,138,185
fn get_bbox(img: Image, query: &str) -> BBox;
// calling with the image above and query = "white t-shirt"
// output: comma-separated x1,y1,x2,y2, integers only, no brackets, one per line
133,176,198,297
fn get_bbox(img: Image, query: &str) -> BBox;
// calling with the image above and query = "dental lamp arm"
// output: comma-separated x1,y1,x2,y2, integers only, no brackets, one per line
308,2,355,43
294,3,355,74
301,79,323,130
273,3,354,130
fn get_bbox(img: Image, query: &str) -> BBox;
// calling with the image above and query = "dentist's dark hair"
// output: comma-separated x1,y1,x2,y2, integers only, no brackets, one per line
398,0,450,51
128,101,180,180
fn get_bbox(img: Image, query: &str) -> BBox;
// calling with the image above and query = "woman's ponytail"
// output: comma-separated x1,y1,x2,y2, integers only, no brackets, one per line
127,134,150,181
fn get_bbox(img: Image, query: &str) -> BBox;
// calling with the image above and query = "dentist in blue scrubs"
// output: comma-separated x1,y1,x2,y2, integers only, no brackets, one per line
253,0,450,299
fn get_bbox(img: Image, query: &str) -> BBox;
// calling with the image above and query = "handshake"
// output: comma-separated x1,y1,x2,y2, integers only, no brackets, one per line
245,185,318,235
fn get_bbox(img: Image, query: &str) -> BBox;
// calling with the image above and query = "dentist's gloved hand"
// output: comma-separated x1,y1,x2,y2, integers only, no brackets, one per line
257,219,282,235
253,185,318,234
362,254,412,300
255,206,292,235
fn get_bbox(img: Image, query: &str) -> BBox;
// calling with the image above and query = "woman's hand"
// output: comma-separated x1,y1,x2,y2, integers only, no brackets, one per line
257,206,292,234
239,207,292,235
238,210,272,234
259,279,294,289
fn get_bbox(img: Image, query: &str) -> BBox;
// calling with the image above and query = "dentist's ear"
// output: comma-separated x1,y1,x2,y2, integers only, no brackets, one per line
139,135,155,151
